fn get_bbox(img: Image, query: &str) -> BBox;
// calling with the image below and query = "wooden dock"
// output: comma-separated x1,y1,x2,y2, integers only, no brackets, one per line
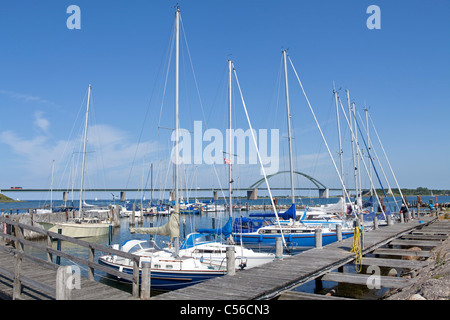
0,217,141,300
152,216,448,300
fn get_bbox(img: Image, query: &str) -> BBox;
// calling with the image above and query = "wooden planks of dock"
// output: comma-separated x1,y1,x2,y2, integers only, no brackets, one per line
152,217,445,300
0,246,136,300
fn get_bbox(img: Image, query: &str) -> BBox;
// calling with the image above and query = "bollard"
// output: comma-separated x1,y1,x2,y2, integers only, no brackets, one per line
373,216,378,230
226,246,236,275
275,237,283,260
336,224,342,242
386,215,393,226
140,262,151,300
400,212,404,223
131,203,135,225
56,265,72,300
315,228,322,249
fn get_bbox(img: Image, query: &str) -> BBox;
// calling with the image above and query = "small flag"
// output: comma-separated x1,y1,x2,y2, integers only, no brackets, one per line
224,158,231,164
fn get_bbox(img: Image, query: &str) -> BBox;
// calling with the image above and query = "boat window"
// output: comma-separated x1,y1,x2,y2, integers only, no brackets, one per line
165,264,173,269
154,264,161,269
193,234,215,245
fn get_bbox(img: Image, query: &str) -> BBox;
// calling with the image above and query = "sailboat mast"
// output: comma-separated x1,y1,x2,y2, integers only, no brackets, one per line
228,59,233,216
365,108,373,199
346,89,358,212
80,84,91,216
50,159,55,212
174,7,180,255
352,102,362,207
333,86,345,206
282,50,295,205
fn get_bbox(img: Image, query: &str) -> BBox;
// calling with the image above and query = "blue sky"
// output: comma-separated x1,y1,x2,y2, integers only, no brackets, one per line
0,1,449,200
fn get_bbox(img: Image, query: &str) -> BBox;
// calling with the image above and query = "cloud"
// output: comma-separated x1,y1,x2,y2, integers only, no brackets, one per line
0,123,163,188
34,111,50,133
0,89,56,106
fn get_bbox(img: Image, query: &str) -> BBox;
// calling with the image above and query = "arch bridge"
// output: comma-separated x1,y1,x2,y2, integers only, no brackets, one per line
246,170,330,199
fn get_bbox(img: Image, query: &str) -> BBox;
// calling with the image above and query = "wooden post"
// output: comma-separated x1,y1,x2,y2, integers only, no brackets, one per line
56,228,62,265
131,203,135,225
88,245,95,281
373,216,378,230
336,224,342,242
226,246,236,275
416,202,420,217
315,228,322,249
56,265,72,300
275,237,283,259
138,204,143,225
386,215,393,226
132,258,140,298
46,232,53,263
13,223,24,300
140,262,151,300
400,211,405,223
113,205,120,227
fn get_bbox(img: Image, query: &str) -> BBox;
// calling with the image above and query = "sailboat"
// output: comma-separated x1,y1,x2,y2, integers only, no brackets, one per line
232,50,354,248
99,18,283,289
99,8,230,291
38,85,112,238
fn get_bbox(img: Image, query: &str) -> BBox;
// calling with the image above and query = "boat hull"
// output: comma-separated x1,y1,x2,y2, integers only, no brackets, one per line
233,230,354,248
45,223,111,238
98,258,226,291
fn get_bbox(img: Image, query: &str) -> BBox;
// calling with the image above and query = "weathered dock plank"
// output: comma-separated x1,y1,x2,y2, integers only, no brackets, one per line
321,272,416,289
361,257,428,269
278,290,355,300
401,234,448,241
389,239,442,248
372,248,431,258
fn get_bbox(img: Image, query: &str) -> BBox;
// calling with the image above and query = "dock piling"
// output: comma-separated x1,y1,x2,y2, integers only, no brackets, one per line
226,246,236,275
141,262,151,300
56,266,72,300
315,229,322,248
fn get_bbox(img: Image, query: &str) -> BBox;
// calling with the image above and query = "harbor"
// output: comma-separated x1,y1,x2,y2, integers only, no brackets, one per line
0,198,449,300
1,1,449,307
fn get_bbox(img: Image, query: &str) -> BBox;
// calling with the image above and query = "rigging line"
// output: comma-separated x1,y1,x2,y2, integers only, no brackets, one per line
232,63,287,248
157,21,176,131
179,16,228,205
336,95,386,218
127,30,174,193
356,111,400,211
287,55,353,210
353,108,390,203
368,112,409,211
58,88,89,196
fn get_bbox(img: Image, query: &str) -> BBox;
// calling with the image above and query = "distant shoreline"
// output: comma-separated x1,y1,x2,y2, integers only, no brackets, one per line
0,193,21,203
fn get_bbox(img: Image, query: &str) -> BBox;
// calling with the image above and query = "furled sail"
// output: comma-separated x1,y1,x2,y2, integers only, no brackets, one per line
129,212,180,237
249,204,296,220
196,217,233,238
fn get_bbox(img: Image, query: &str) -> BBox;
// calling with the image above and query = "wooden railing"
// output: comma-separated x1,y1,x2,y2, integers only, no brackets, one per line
0,216,142,299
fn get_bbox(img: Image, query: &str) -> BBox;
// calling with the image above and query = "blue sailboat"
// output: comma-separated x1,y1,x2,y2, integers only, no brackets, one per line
233,204,354,248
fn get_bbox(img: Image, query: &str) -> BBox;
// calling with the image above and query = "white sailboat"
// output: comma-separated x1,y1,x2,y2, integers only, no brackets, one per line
99,9,277,291
38,85,111,238
232,51,354,248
